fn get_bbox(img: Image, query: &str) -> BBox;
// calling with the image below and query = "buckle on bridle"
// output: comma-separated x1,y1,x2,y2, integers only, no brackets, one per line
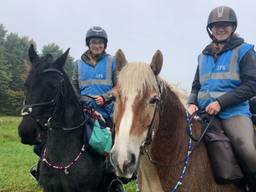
21,106,32,116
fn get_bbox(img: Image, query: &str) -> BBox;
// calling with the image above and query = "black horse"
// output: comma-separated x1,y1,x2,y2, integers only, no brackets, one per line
18,45,114,192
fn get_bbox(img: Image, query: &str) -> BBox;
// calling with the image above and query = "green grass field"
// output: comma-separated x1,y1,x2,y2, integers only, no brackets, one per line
0,116,135,192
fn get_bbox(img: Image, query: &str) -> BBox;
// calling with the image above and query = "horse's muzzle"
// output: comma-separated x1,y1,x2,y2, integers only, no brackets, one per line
18,116,43,145
110,150,137,179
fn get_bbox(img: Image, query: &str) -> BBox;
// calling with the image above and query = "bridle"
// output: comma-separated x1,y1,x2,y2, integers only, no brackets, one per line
140,95,161,147
140,78,162,148
21,68,87,131
21,68,64,134
21,68,88,175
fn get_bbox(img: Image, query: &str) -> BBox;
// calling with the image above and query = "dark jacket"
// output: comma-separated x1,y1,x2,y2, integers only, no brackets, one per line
188,35,256,110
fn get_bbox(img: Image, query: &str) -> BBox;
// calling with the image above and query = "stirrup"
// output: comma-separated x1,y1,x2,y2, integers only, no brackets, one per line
30,165,39,181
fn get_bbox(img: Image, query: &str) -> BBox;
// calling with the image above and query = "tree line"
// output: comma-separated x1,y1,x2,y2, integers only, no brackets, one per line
0,24,74,115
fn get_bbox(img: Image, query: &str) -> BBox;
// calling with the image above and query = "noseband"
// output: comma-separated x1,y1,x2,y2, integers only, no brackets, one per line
21,68,64,115
21,68,86,131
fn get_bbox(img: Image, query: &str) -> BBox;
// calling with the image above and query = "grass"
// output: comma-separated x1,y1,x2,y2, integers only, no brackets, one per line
0,116,136,192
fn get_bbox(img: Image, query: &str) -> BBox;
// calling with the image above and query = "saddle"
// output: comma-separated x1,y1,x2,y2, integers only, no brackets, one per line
197,112,244,184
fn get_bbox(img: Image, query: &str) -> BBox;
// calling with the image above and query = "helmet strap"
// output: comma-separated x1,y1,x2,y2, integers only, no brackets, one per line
207,25,236,45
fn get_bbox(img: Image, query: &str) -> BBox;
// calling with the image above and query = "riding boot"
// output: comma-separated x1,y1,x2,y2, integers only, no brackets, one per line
30,159,41,181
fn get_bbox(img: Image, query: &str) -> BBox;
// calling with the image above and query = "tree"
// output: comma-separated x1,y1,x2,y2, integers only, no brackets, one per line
42,43,74,78
0,24,7,44
0,24,75,115
0,25,10,114
4,33,34,91
2,32,34,115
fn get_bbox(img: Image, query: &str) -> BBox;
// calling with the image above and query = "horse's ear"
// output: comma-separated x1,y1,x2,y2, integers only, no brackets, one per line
53,48,70,69
28,44,39,64
150,50,163,76
115,49,127,72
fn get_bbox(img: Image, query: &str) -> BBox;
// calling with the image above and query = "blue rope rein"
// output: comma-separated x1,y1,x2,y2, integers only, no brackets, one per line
171,111,193,192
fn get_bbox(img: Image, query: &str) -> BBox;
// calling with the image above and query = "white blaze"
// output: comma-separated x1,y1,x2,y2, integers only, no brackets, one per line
115,96,135,171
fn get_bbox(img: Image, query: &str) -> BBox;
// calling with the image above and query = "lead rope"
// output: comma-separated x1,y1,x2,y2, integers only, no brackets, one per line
170,111,193,192
136,111,193,192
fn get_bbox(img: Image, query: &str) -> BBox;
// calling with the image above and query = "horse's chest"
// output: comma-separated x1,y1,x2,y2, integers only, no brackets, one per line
139,156,165,192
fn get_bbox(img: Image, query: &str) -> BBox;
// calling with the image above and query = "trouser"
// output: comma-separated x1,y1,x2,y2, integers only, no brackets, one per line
222,116,256,172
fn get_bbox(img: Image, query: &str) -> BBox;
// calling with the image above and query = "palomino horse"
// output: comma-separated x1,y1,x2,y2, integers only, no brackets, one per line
18,45,113,192
110,50,239,192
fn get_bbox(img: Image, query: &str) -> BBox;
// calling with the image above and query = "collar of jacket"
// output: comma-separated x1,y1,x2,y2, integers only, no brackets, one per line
81,50,107,66
202,34,244,56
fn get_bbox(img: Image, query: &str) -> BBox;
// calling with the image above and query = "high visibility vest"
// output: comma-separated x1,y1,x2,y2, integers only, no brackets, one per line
76,54,116,118
198,43,254,119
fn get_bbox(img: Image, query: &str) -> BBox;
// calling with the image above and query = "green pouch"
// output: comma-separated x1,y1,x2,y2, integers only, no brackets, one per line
88,120,113,155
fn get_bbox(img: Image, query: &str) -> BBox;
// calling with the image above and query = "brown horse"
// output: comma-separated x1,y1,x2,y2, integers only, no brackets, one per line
110,50,239,192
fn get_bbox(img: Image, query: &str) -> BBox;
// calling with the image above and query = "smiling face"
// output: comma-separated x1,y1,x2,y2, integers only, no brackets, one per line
210,22,234,42
89,38,105,56
110,50,163,178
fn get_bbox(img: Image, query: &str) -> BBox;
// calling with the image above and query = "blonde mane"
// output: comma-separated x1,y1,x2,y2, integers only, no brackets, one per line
117,62,188,104
117,62,159,98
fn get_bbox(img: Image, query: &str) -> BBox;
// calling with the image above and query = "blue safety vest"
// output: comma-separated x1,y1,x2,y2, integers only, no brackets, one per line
76,54,116,119
198,43,254,119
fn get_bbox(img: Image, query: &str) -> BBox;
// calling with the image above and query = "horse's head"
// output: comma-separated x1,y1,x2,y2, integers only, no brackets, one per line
18,44,70,145
110,49,163,178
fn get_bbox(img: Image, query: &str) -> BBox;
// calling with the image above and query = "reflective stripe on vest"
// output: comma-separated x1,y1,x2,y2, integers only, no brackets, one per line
198,91,226,100
79,56,113,87
199,45,240,84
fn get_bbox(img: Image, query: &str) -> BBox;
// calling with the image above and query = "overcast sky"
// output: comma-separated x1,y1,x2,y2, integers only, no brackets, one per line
0,0,255,91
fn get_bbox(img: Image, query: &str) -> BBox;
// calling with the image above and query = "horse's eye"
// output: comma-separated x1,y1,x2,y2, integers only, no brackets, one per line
112,91,120,102
149,96,160,104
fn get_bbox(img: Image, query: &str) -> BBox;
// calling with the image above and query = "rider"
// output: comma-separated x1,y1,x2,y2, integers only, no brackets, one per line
72,26,116,127
72,26,123,192
187,6,256,190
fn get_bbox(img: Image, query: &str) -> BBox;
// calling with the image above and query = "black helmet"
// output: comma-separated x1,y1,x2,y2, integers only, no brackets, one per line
207,6,237,40
85,26,108,47
207,6,237,28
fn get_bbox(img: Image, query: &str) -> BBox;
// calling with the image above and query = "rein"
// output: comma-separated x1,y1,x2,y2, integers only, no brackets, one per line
42,144,86,175
138,78,214,191
140,110,194,192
